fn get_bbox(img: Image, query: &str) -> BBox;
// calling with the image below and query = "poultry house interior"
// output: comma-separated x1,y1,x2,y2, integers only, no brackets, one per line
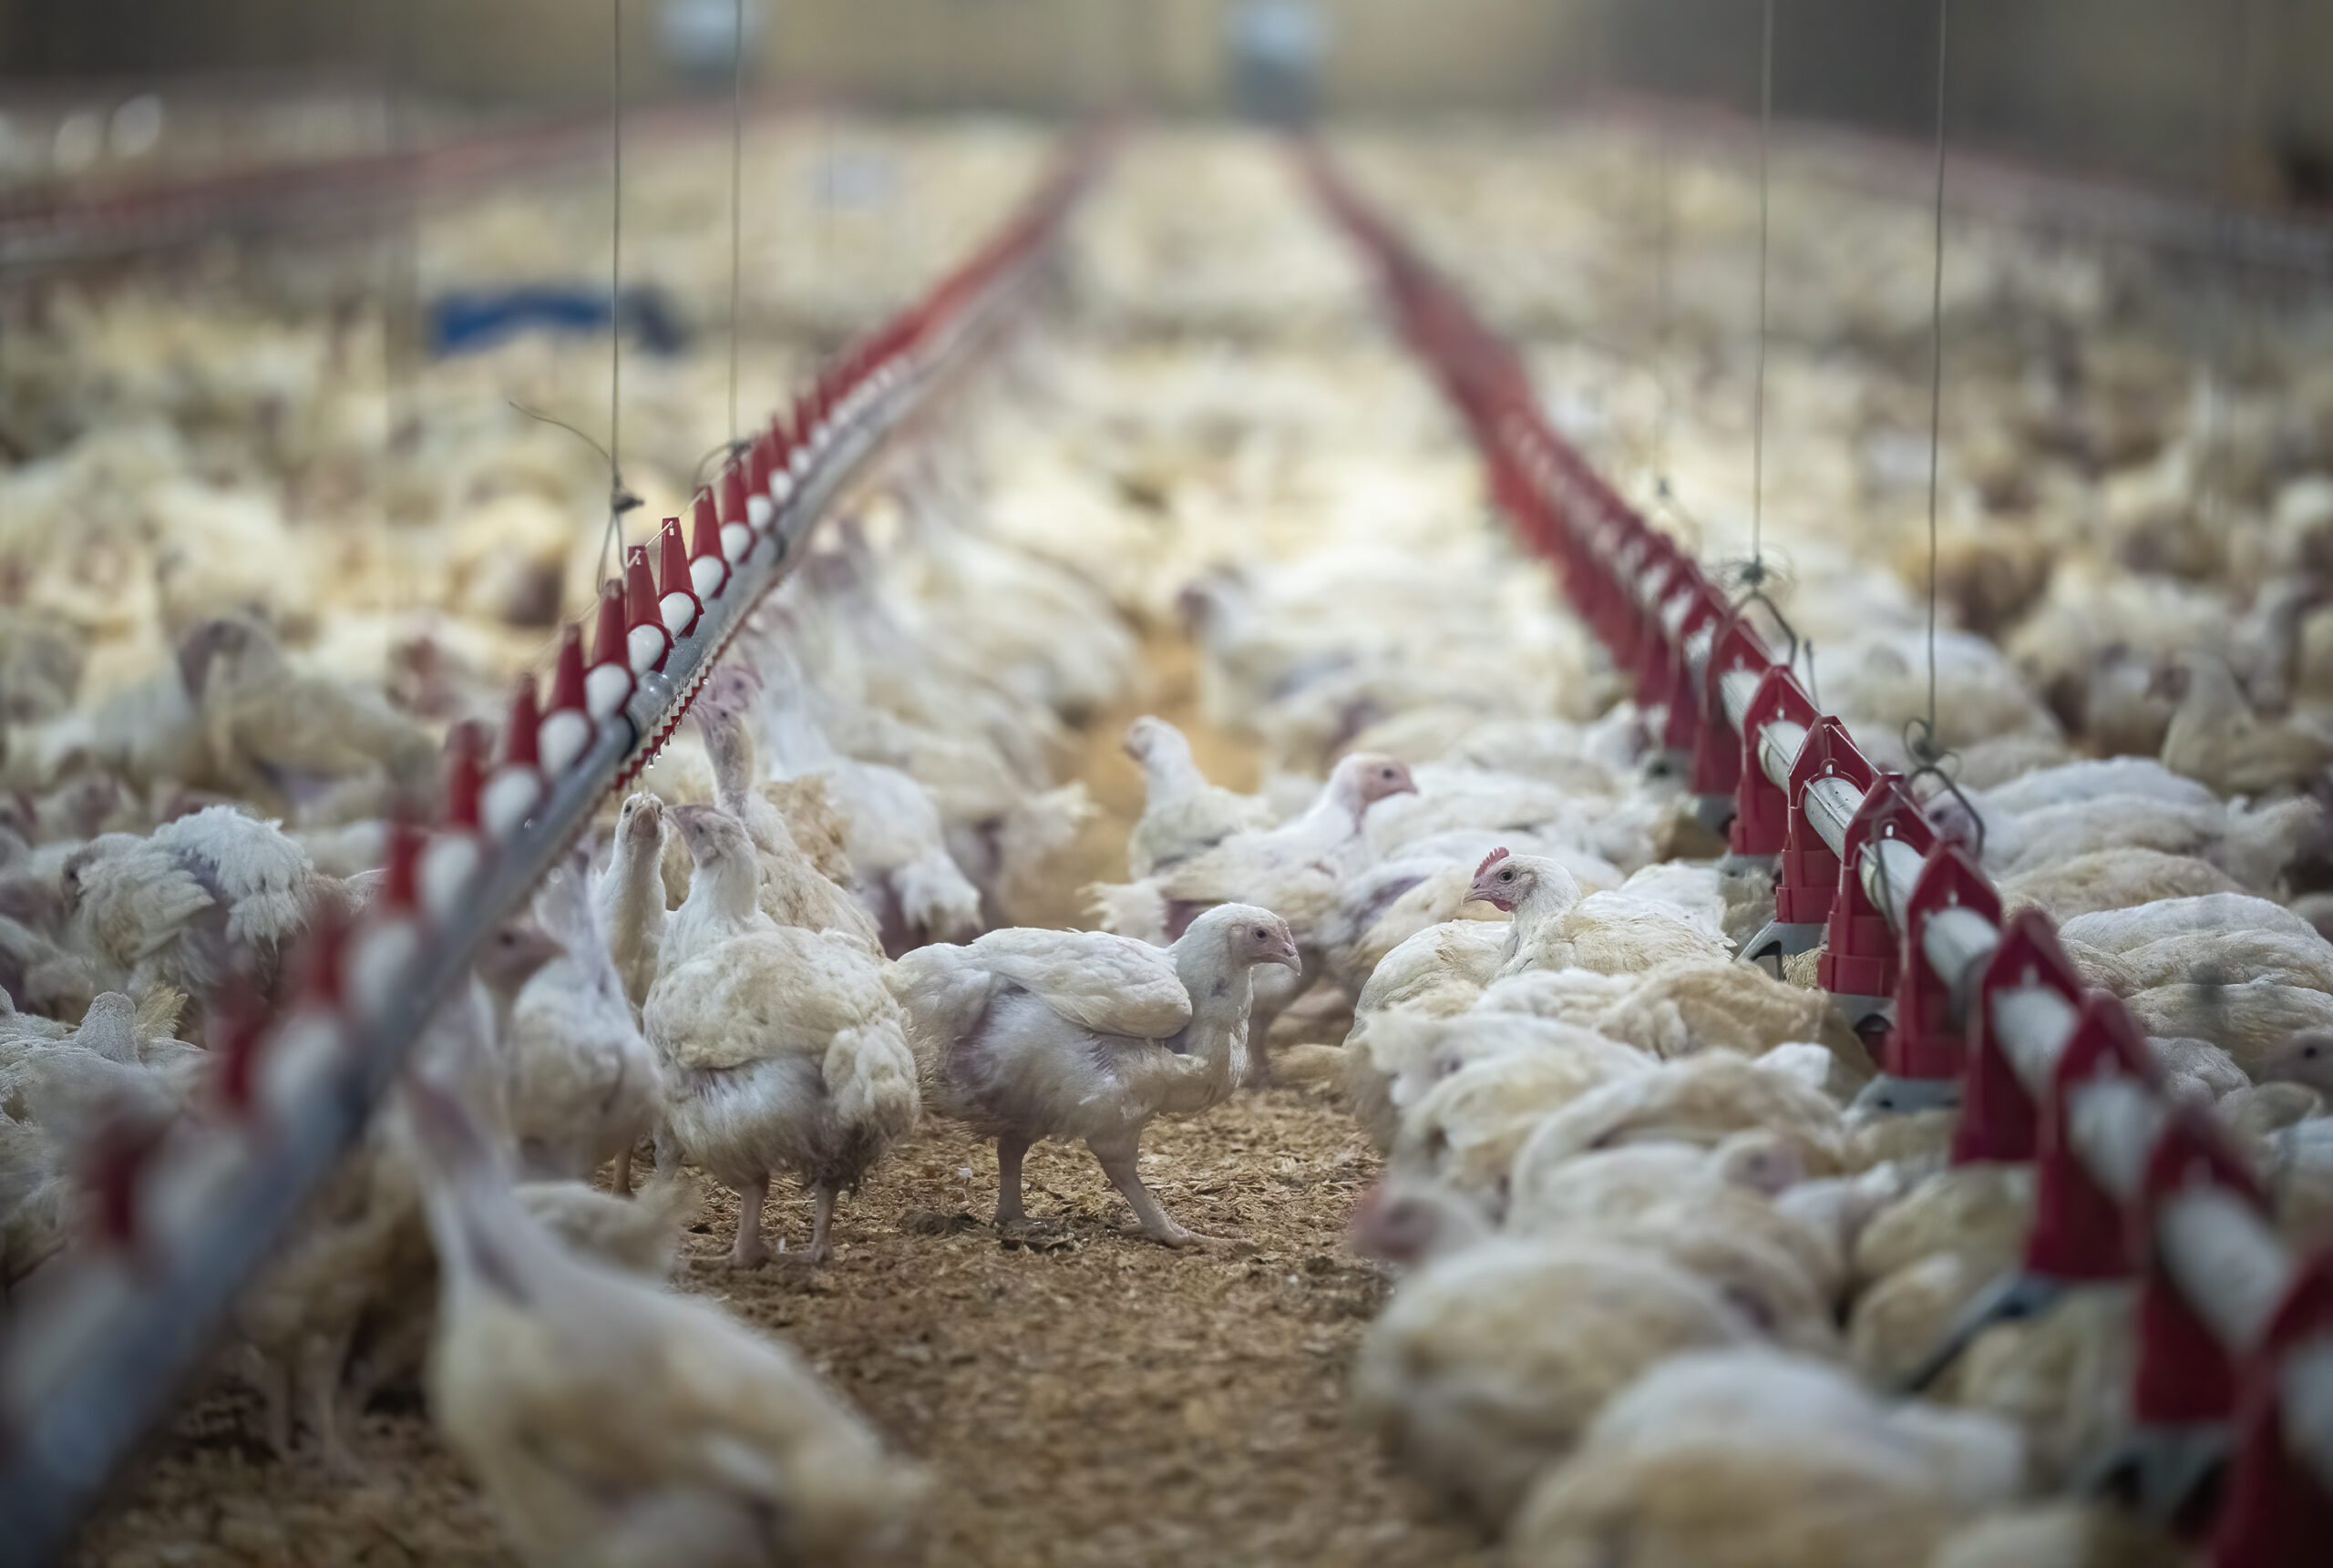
5,2,2333,1565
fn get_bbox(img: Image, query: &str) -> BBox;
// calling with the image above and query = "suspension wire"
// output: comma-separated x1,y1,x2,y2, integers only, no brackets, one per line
1650,123,1674,495
1747,0,1774,579
727,0,745,443
378,0,419,611
601,0,629,589
1917,0,1950,759
2195,0,2256,553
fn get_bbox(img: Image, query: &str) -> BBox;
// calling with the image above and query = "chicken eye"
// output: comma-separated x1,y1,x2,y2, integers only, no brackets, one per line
1253,927,1268,939
1498,869,1513,881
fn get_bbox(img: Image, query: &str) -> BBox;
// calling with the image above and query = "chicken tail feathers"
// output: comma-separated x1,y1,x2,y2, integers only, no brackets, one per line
1084,878,1168,942
995,782,1095,890
822,1020,921,1148
894,851,982,945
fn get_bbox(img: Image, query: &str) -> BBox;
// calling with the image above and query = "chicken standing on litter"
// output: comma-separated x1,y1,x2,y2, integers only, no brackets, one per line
888,902,1300,1246
1090,752,1415,1081
642,805,920,1266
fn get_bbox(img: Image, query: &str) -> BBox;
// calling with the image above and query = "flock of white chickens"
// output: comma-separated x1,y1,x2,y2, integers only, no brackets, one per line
6,109,2333,1568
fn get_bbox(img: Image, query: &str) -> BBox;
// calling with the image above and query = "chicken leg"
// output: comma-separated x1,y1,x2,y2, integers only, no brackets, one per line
993,1133,1032,1228
1090,1134,1222,1248
804,1184,838,1266
732,1173,770,1266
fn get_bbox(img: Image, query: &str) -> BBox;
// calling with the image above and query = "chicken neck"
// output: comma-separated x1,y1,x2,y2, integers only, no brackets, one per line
1143,936,1265,1118
1136,731,1208,810
664,849,764,973
1498,874,1581,969
596,826,667,1007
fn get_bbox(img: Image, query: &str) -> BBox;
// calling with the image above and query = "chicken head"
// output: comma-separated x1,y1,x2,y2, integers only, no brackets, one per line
174,614,267,700
672,803,754,870
1468,846,1527,912
475,923,564,1007
1232,909,1305,972
1340,752,1419,810
2260,1029,2333,1096
612,791,664,856
1122,714,1176,765
1352,1174,1493,1269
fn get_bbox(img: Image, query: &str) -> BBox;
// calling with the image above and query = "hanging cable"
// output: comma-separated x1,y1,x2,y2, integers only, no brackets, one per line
600,0,630,589
1747,0,1774,579
2194,0,2256,557
1915,0,1950,764
1650,123,1674,497
728,0,745,444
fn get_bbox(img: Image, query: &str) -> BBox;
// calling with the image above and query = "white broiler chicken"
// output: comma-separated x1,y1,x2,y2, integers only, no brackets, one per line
595,791,668,1016
503,856,660,1191
174,613,439,823
1091,751,1417,943
744,655,983,954
1468,847,1733,979
1937,783,2318,893
1508,1050,1852,1184
691,683,882,950
404,1075,926,1568
1120,713,1275,877
232,927,561,1471
1088,752,1415,1078
642,806,919,1266
1509,1348,2024,1568
2160,651,2333,797
1352,1235,1754,1524
63,804,340,1016
888,903,1300,1245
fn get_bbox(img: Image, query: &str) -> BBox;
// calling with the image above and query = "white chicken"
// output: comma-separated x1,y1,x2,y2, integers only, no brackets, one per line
503,857,661,1191
888,903,1300,1245
63,804,341,1019
691,680,883,950
642,807,920,1266
1120,713,1275,877
405,1074,926,1567
745,653,983,953
595,791,669,1016
1468,847,1733,979
1088,751,1416,1078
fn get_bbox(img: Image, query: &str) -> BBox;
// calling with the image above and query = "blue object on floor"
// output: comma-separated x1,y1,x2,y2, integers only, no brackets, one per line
428,284,690,357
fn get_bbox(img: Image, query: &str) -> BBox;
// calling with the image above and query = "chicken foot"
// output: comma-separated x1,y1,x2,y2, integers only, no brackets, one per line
1090,1134,1227,1249
296,1326,369,1478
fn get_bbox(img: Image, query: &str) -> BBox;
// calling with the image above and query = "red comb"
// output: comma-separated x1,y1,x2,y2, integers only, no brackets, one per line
1474,846,1512,878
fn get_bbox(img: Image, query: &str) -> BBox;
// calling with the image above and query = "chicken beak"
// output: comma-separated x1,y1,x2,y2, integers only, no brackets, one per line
1269,936,1303,970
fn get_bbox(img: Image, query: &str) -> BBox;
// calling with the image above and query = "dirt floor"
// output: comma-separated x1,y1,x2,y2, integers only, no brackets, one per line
70,630,1489,1568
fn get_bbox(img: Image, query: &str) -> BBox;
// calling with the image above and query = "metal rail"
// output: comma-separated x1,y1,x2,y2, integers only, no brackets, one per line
0,102,747,273
0,132,1100,1567
1306,138,2333,1559
1576,88,2333,282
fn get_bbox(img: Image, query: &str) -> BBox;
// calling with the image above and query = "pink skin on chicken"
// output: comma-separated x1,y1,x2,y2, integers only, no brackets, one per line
1122,716,1167,765
1346,755,1418,814
1351,1177,1492,1269
1468,846,1527,912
